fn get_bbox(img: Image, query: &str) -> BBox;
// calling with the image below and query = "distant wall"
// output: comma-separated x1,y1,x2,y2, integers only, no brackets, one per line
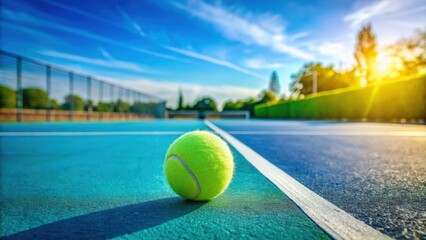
255,75,426,122
0,109,154,122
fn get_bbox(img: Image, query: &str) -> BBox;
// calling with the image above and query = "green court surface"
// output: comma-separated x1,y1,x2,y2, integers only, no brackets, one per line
0,121,330,239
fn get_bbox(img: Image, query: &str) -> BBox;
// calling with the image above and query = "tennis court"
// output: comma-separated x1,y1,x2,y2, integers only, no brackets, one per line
0,120,424,239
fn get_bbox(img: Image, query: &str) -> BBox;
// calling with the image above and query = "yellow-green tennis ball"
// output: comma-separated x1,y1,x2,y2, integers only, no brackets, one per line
164,130,234,201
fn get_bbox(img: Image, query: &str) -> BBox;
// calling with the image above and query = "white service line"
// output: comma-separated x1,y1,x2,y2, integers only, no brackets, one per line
204,120,391,240
228,130,426,137
0,131,185,137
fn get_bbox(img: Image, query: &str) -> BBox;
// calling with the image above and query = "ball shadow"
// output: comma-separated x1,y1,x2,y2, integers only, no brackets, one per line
3,197,204,239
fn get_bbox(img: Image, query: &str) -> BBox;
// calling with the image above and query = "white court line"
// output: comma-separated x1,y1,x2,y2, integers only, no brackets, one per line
228,130,426,137
0,131,185,137
204,120,391,240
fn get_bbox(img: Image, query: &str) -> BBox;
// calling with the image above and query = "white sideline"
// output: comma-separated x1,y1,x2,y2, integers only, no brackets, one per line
0,131,185,136
204,120,391,240
228,130,426,137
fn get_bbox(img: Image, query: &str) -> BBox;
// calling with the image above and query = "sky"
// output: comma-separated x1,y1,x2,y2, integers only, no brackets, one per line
1,0,425,108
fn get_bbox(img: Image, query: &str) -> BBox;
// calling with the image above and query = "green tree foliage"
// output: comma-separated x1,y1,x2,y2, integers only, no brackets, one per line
23,88,48,109
177,88,184,110
0,85,16,108
192,97,218,112
0,84,158,115
131,101,156,114
289,63,356,96
269,71,280,95
96,102,112,112
222,91,277,116
223,100,244,110
387,28,426,76
50,99,59,110
85,100,94,111
62,94,85,111
257,91,277,105
239,98,257,113
114,99,130,112
354,23,378,85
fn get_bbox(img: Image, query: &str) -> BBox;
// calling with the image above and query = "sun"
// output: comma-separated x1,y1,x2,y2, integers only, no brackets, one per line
374,50,402,79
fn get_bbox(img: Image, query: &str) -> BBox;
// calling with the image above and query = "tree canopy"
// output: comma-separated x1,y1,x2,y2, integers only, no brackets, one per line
0,85,157,114
62,94,85,111
354,23,378,86
385,28,426,77
269,71,280,95
177,88,184,110
0,85,16,108
23,88,48,109
192,97,218,112
289,63,356,97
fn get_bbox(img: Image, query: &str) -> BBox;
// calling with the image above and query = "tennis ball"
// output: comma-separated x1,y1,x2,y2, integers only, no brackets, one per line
164,130,234,201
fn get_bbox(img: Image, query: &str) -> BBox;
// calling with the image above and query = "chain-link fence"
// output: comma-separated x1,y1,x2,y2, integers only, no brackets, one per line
0,50,166,121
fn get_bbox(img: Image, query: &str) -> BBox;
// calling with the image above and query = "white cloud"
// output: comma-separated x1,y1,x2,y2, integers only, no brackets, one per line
40,50,153,73
173,0,313,60
298,41,354,68
314,42,346,57
117,78,260,109
344,0,424,28
115,5,145,37
165,46,265,80
244,58,285,70
289,31,310,41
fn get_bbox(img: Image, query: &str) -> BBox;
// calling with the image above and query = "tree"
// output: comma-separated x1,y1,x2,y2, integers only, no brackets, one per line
50,99,59,110
177,88,184,110
354,23,378,86
62,94,85,111
96,102,112,112
114,99,130,112
289,63,356,96
387,28,426,76
0,85,16,108
269,71,280,95
223,100,243,110
192,97,218,112
240,98,257,116
23,88,48,109
257,91,277,105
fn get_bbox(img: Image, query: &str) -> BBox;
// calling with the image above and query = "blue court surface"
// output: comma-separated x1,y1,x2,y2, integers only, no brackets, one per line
0,120,425,239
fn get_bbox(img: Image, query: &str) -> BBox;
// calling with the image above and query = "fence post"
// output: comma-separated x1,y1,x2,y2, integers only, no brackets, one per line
126,89,130,120
110,84,114,120
99,81,103,120
87,76,92,121
46,65,51,121
16,57,22,122
118,87,122,119
69,72,74,121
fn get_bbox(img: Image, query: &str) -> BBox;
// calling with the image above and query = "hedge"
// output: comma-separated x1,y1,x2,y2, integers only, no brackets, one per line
255,75,426,121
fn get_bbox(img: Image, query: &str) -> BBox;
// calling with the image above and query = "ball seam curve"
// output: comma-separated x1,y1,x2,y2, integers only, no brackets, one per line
167,154,201,200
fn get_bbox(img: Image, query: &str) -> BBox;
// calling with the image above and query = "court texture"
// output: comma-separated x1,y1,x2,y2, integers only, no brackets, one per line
0,120,425,239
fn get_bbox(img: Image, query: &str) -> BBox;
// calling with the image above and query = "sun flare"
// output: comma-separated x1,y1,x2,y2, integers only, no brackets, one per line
374,50,403,79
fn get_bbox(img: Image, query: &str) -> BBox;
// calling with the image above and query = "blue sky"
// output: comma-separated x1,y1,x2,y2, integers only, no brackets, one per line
1,0,425,108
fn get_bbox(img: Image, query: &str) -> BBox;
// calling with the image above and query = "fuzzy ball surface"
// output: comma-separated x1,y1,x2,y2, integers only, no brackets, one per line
164,131,234,201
